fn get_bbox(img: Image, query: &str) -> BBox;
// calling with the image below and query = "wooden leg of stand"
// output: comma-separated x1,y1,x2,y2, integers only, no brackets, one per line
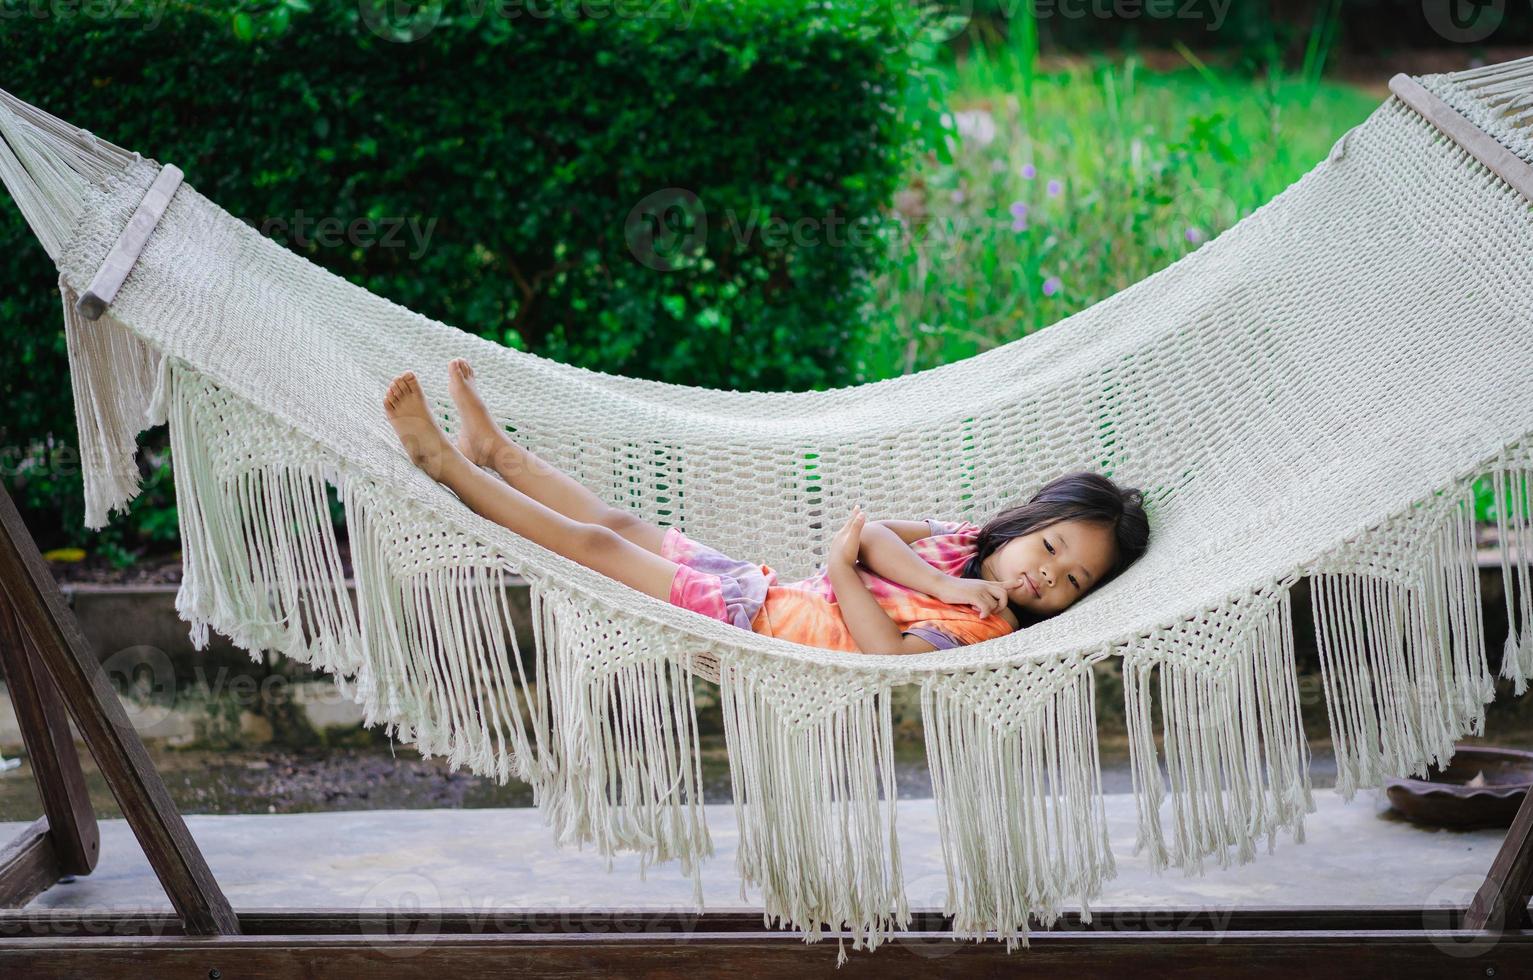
0,600,99,876
1465,778,1533,932
0,485,237,934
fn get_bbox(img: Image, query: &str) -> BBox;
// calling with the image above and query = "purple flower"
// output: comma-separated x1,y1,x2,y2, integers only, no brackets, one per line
951,189,966,204
1042,275,1061,297
1021,163,1037,180
1046,179,1062,198
1185,227,1205,244
1009,201,1029,232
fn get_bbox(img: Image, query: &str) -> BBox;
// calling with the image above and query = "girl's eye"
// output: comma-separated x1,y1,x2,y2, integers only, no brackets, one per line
1044,539,1055,554
1069,575,1080,589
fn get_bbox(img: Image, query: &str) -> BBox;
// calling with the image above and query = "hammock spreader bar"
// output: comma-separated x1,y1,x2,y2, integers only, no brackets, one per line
75,162,183,321
1389,73,1533,202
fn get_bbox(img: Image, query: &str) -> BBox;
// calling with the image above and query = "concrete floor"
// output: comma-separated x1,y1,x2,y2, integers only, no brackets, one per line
3,790,1508,919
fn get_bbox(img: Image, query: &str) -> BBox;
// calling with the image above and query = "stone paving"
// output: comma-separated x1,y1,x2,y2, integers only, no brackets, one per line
3,790,1506,919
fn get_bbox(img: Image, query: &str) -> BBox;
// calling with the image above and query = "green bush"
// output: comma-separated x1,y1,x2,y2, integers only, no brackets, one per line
0,0,926,554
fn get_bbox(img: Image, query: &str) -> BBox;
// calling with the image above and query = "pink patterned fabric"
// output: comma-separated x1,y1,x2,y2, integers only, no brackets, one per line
661,519,1016,652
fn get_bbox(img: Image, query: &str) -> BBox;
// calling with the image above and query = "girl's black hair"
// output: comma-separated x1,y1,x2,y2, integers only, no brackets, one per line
961,470,1149,626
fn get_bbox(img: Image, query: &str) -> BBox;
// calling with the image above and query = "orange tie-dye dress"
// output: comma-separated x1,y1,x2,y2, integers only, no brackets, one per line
661,518,1015,653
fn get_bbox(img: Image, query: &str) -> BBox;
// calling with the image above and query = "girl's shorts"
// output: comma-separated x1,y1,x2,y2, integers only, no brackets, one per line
661,527,773,632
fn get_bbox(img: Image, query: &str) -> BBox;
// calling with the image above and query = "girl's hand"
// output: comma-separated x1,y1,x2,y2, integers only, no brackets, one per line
830,505,867,567
938,574,1022,617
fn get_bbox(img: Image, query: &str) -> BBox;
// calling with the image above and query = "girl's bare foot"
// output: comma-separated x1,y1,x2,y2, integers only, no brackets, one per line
383,371,461,481
447,358,509,468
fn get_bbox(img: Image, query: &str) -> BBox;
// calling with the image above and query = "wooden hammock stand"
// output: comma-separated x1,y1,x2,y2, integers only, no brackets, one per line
3,71,1533,976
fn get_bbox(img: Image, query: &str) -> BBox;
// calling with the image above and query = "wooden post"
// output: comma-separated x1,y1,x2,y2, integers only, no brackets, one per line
0,599,99,878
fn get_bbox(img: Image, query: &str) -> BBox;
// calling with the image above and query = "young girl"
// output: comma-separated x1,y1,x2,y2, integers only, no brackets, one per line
383,360,1149,655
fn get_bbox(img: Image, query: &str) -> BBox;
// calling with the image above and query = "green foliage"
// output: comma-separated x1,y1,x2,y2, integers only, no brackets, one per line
0,0,925,554
858,49,1379,376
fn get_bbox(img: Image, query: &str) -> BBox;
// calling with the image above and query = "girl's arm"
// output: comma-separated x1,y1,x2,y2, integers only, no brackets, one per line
858,521,950,598
857,520,949,596
828,509,937,655
859,518,1017,616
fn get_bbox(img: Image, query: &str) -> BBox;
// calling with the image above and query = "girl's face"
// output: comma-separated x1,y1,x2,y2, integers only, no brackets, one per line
980,518,1118,616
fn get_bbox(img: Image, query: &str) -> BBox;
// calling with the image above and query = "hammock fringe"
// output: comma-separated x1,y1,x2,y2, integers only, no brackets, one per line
1309,479,1497,801
1492,459,1533,693
168,361,362,676
920,656,1115,950
340,477,543,784
719,654,908,966
1122,586,1314,876
527,585,713,901
60,274,162,529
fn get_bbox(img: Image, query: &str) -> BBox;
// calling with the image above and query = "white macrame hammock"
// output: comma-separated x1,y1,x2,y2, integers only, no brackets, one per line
2,57,1533,964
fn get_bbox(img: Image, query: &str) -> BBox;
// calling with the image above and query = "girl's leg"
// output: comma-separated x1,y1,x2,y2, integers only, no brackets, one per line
446,358,668,555
383,371,678,602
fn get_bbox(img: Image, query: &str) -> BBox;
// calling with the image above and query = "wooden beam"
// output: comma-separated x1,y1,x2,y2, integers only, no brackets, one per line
74,163,183,321
0,818,59,908
0,904,1494,936
0,600,98,875
0,484,237,934
0,927,1528,978
1465,778,1533,932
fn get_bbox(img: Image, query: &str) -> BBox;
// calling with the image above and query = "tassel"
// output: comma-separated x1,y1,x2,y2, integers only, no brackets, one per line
1492,458,1533,692
1122,585,1313,876
921,654,1115,951
59,274,162,528
719,651,907,965
526,584,713,902
1310,482,1495,798
341,475,537,787
167,360,360,675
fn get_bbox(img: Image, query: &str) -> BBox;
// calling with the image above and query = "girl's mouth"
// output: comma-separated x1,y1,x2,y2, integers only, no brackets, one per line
1023,573,1040,598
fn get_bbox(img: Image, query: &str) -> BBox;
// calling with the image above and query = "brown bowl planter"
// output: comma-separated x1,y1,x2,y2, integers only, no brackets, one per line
1385,745,1533,829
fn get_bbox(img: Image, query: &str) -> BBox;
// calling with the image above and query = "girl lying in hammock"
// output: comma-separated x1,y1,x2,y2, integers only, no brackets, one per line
384,360,1149,655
